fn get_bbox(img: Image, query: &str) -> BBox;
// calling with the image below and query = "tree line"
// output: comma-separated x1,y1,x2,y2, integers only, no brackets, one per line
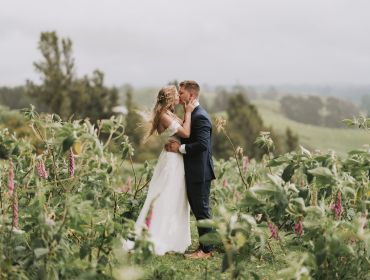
1,31,300,162
280,95,364,128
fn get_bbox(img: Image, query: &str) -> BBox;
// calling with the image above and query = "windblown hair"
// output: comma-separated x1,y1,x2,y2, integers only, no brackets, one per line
148,86,178,137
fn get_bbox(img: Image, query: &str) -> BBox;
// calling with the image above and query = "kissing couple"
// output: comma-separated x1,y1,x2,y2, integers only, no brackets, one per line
123,80,216,259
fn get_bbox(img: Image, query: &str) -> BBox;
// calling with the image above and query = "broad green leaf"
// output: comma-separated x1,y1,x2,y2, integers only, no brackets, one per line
235,231,247,249
250,184,277,195
282,164,295,182
268,174,285,187
240,214,257,227
308,167,333,178
267,156,289,167
197,219,216,228
62,134,76,152
34,248,49,259
300,146,312,158
199,232,222,245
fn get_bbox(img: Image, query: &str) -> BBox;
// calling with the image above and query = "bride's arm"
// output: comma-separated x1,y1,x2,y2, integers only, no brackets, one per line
176,111,191,138
160,111,192,138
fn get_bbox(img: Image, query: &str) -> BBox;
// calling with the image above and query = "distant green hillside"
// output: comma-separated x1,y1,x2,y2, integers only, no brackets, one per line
253,99,369,157
123,88,368,157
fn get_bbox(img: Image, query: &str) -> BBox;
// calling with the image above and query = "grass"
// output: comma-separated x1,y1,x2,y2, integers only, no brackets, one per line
141,218,288,280
253,99,369,157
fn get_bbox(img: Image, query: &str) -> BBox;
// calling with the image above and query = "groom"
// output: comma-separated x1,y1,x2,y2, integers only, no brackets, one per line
166,80,216,259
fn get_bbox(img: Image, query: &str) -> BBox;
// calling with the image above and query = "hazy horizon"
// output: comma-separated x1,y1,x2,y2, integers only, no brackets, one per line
1,0,370,87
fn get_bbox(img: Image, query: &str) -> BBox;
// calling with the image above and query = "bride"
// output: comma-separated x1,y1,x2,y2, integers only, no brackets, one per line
123,85,196,255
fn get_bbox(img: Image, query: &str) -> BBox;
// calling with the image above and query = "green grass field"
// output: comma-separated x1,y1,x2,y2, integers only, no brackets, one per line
142,218,286,279
252,99,369,157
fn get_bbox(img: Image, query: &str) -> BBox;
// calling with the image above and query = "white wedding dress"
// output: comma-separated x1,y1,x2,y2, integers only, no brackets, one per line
123,119,191,255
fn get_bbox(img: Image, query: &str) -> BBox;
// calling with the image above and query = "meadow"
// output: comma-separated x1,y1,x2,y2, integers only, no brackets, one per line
253,99,369,156
0,106,368,279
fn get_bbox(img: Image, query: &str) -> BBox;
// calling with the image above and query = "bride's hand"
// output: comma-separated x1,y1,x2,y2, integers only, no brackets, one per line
185,99,197,113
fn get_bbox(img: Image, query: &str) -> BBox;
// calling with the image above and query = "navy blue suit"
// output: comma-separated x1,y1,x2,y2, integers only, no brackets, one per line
181,105,216,253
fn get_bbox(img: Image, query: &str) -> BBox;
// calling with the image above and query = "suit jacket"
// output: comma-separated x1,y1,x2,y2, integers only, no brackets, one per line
181,105,216,183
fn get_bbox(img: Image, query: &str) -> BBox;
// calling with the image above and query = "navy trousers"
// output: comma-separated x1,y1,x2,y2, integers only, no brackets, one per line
186,179,213,253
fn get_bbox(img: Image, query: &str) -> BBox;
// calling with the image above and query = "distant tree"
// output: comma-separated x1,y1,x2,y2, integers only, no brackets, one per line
124,87,145,148
304,96,324,125
231,85,257,100
0,86,38,110
280,95,302,122
281,94,360,128
72,70,119,122
324,97,358,128
263,127,283,156
0,106,32,138
26,31,118,122
213,94,263,159
212,118,233,159
280,95,323,126
285,127,299,152
212,87,232,113
213,94,286,159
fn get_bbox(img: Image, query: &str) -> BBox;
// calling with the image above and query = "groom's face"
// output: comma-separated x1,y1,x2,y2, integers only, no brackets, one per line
179,86,191,104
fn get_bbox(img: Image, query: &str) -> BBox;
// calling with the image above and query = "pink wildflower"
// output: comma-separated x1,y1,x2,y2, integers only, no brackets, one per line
8,161,14,196
68,149,75,177
145,206,153,229
223,178,229,188
12,194,19,229
268,222,279,240
332,191,343,220
294,218,304,236
36,160,48,179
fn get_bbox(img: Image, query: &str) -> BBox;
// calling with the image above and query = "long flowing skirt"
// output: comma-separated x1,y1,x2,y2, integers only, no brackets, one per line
125,150,191,255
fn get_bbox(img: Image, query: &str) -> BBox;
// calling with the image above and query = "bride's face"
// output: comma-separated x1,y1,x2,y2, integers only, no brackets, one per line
173,91,180,106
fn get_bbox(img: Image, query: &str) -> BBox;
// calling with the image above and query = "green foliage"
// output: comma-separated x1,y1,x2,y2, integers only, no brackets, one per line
280,95,360,128
0,106,33,139
255,99,369,157
203,137,369,279
212,95,294,160
0,106,369,279
324,96,359,128
285,127,299,152
124,88,145,149
227,94,265,159
343,115,370,130
280,95,324,126
0,108,154,279
26,31,118,123
0,86,37,110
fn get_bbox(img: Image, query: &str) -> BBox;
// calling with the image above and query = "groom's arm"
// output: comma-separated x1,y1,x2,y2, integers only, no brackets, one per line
180,116,211,155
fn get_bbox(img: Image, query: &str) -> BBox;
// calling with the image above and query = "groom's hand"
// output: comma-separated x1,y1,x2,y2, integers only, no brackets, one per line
165,140,180,153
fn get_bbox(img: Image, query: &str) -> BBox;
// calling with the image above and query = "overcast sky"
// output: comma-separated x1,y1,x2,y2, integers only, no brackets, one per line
1,0,369,87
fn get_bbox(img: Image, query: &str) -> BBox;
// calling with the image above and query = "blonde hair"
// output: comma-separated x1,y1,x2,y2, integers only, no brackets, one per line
179,80,200,97
148,86,178,137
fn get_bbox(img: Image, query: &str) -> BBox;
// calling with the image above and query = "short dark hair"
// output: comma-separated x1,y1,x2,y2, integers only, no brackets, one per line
179,80,200,93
